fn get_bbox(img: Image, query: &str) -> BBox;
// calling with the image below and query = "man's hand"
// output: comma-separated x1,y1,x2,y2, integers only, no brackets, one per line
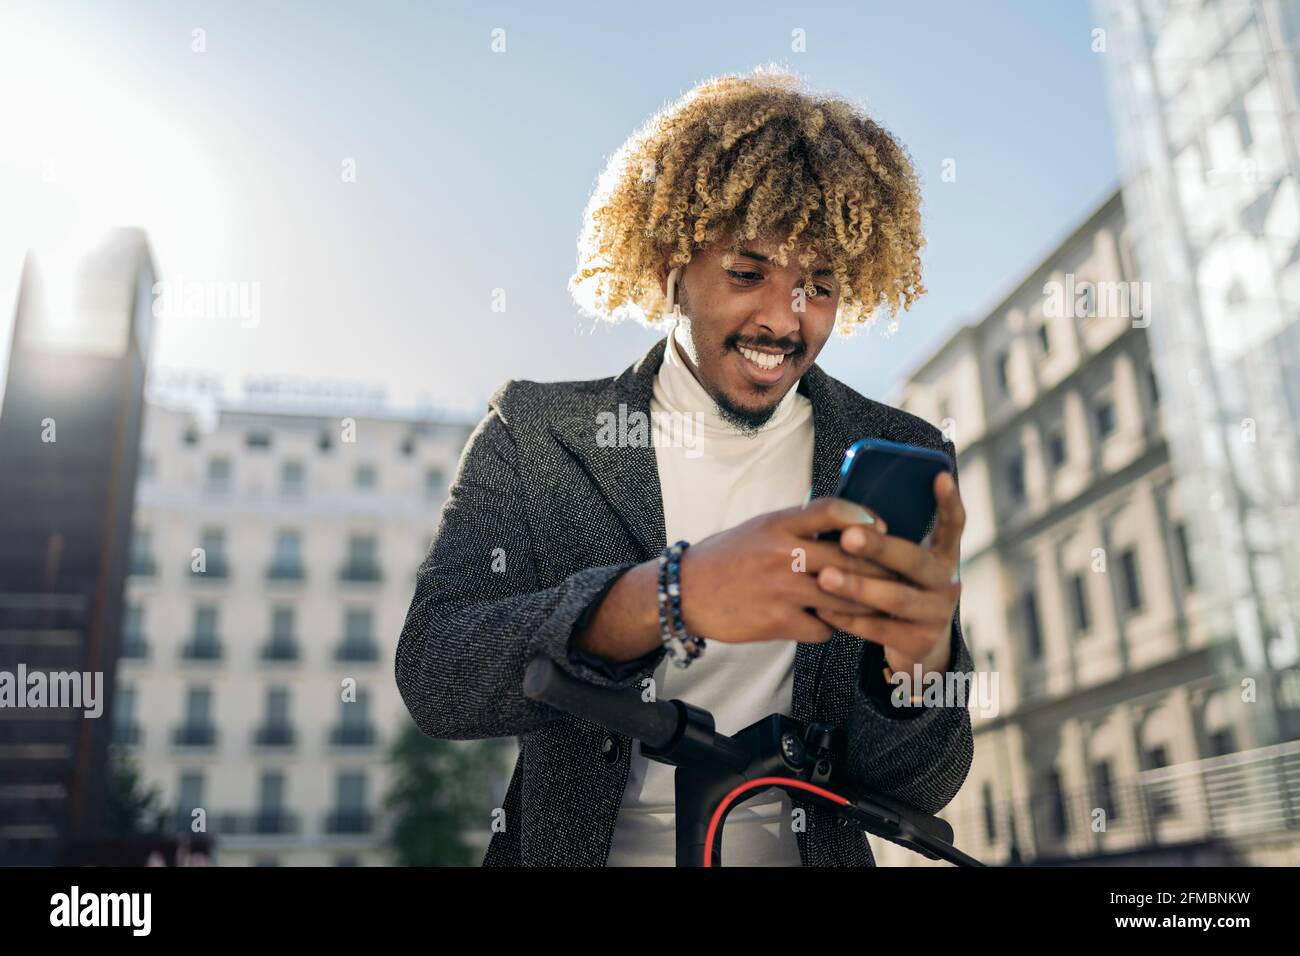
811,470,965,679
676,496,896,645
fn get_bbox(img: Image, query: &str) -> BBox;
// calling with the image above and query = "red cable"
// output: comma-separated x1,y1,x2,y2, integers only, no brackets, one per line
702,776,852,867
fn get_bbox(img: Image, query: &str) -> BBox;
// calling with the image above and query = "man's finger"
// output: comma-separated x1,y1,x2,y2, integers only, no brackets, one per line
843,531,956,593
783,495,887,538
927,470,965,563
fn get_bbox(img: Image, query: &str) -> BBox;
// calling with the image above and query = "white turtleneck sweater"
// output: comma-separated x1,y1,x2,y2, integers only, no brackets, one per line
604,322,816,866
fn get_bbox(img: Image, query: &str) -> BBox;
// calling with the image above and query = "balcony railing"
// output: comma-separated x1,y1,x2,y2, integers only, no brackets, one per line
334,640,379,663
324,811,374,835
946,740,1300,864
172,724,218,748
260,638,300,662
338,562,382,584
266,561,305,582
217,811,300,835
253,724,296,748
179,638,223,662
189,559,230,581
329,725,377,747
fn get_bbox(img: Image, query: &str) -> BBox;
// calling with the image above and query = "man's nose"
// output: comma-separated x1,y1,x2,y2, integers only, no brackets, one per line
752,280,806,337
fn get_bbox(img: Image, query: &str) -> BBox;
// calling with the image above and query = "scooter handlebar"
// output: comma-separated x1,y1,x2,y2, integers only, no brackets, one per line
523,655,680,750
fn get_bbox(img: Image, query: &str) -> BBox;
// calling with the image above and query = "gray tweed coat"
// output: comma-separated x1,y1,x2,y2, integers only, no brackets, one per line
395,334,974,866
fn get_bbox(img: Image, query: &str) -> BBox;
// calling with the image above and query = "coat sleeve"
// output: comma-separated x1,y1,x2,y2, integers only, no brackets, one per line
395,403,666,741
839,437,975,816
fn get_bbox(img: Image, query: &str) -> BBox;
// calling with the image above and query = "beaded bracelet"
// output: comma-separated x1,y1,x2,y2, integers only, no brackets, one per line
657,540,706,668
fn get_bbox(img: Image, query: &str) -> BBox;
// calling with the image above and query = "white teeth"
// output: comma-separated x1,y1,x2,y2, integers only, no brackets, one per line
738,346,786,370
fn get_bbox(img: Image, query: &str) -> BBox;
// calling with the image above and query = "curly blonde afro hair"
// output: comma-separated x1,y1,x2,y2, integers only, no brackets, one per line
568,66,927,334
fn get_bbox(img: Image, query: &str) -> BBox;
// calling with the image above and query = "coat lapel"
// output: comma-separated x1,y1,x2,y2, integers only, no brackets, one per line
548,337,669,561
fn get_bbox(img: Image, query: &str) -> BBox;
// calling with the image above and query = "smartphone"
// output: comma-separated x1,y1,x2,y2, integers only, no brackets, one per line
818,438,952,544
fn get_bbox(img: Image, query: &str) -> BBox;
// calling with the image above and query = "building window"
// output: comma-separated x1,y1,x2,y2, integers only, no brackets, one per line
1174,521,1196,590
175,687,216,747
206,457,232,493
129,529,156,577
182,427,199,447
1021,589,1042,659
1093,396,1116,440
1209,727,1236,757
1143,745,1177,819
1048,427,1067,470
341,535,381,582
1147,363,1160,409
1232,101,1252,150
328,771,371,834
269,530,304,580
176,771,205,832
1118,547,1144,612
122,604,147,658
424,467,445,498
995,350,1010,395
1036,321,1051,354
196,528,229,578
1068,573,1091,633
271,606,294,641
1007,452,1026,504
113,684,139,745
318,430,333,453
246,429,272,450
354,463,377,490
982,782,997,843
401,435,416,457
280,461,304,496
1045,769,1068,837
1093,760,1118,822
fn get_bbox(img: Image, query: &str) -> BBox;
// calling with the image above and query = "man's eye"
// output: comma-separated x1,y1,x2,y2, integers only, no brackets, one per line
814,286,832,298
726,269,763,282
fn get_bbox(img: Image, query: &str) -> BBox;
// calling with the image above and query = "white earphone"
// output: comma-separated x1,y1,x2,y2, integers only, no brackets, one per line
664,266,683,321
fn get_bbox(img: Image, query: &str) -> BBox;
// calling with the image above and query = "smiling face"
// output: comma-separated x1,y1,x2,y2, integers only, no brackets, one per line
663,232,841,434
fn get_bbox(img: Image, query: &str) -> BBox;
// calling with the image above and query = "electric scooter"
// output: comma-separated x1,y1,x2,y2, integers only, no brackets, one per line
522,655,986,867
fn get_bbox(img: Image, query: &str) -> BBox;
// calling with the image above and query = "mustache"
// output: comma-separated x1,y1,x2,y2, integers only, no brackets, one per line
724,333,806,356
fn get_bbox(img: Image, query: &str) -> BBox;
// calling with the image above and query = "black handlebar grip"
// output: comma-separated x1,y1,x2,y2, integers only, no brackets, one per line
523,656,681,750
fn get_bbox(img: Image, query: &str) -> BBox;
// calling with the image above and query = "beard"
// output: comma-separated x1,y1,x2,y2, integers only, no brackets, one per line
672,304,802,438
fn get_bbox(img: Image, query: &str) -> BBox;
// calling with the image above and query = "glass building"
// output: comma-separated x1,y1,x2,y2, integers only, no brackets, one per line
1093,0,1300,747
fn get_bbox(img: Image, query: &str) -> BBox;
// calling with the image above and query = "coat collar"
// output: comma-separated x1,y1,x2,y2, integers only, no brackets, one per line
548,333,877,562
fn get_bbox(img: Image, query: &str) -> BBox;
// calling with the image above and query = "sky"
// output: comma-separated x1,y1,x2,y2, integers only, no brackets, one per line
0,0,1120,422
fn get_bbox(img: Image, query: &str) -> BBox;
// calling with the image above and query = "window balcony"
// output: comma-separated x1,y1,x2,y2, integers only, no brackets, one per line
172,723,218,748
179,638,224,662
266,561,305,583
333,640,379,663
324,811,374,835
329,725,377,747
252,724,296,748
260,638,300,663
338,562,382,584
189,559,230,582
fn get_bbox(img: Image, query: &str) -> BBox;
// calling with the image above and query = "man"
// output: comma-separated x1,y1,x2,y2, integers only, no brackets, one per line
396,68,974,866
